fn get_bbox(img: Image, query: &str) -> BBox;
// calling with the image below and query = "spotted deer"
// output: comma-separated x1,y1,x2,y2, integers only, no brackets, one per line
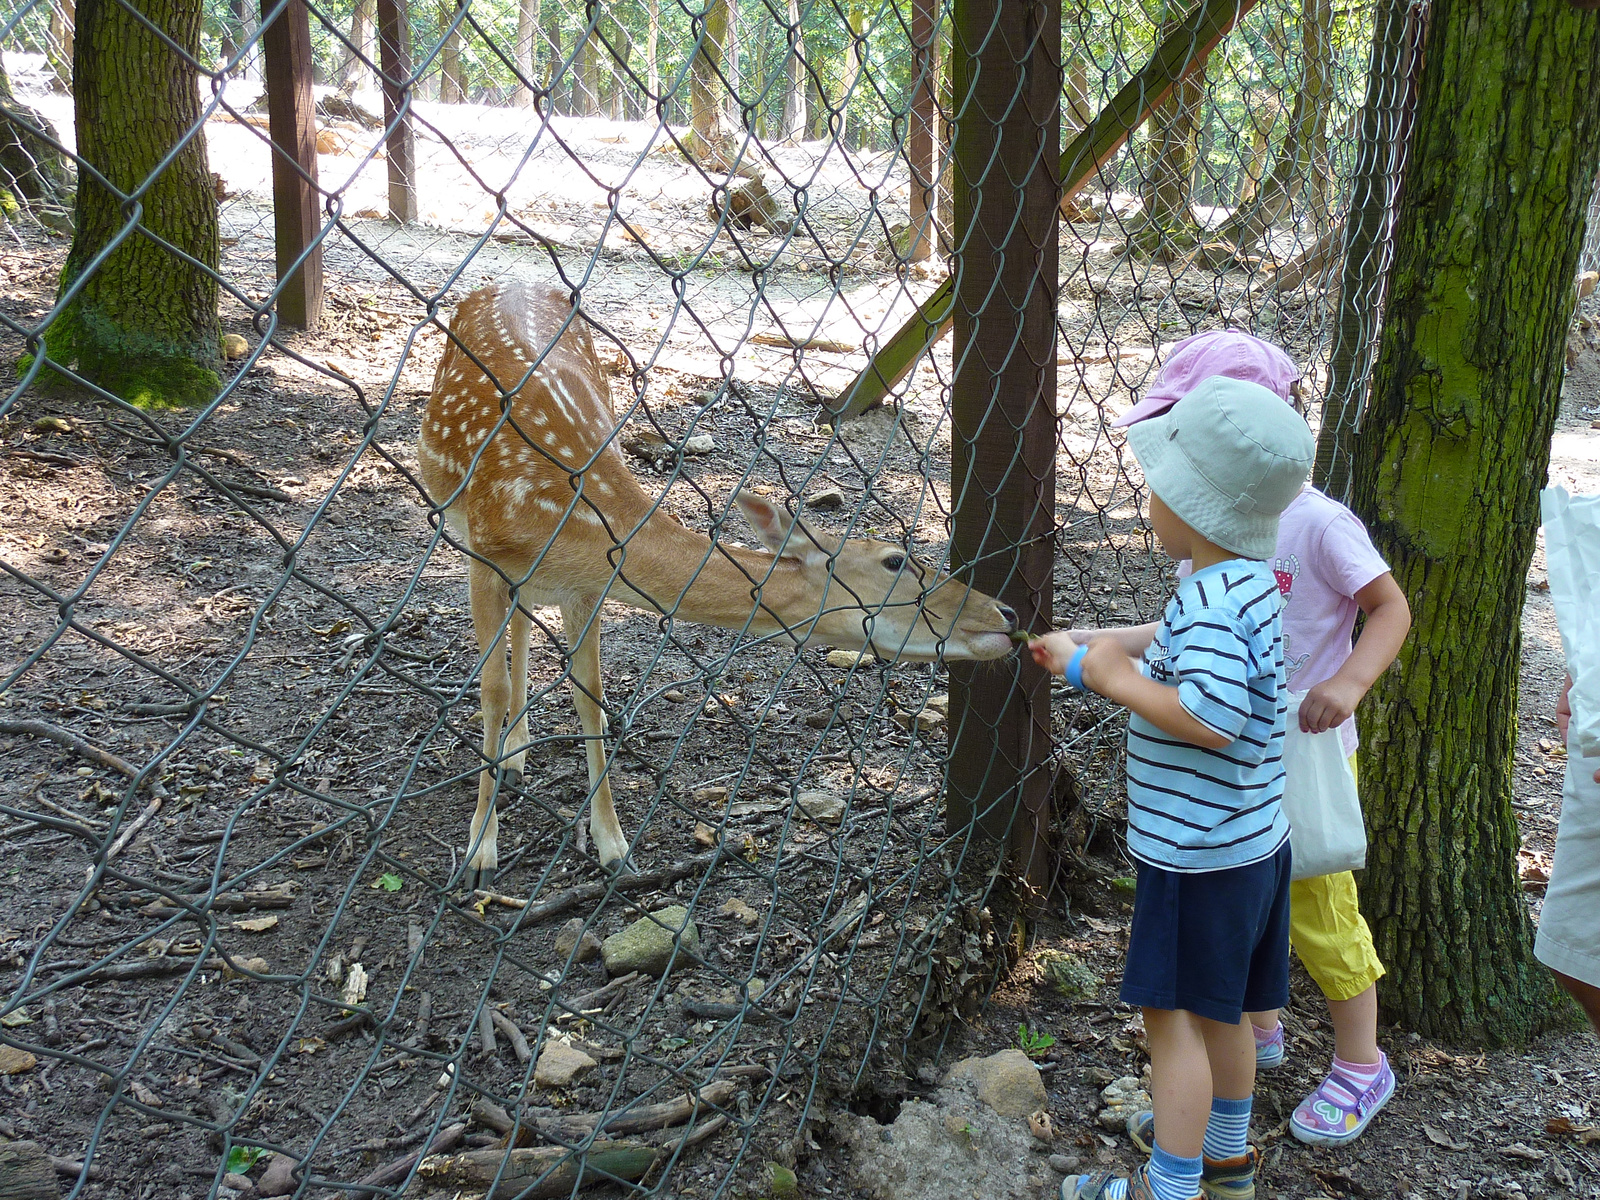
417,282,1019,883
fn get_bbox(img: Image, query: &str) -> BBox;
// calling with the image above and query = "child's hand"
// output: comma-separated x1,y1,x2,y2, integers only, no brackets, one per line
1029,631,1081,675
1299,677,1366,733
1080,637,1139,695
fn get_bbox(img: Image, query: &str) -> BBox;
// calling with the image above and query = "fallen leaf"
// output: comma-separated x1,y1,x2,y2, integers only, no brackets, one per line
1546,1117,1590,1137
131,1081,164,1107
1498,1142,1546,1162
297,1037,326,1055
234,916,279,933
1422,1123,1468,1152
720,897,760,926
0,1007,33,1027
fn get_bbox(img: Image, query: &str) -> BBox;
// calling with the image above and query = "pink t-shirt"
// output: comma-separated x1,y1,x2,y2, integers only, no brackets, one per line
1179,487,1390,755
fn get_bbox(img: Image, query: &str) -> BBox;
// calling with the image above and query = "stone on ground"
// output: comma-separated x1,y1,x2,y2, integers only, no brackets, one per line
601,905,700,977
554,917,602,964
1097,1075,1152,1132
941,1048,1048,1119
534,1041,598,1088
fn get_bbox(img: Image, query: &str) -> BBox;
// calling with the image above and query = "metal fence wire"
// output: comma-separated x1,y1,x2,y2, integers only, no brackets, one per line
0,0,1438,1195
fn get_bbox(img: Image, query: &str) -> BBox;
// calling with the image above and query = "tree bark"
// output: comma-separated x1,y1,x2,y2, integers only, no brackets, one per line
1349,0,1600,1045
439,0,465,103
0,50,71,206
47,0,74,92
575,16,601,115
339,0,376,92
782,0,805,138
1213,0,1332,252
906,0,936,260
839,4,866,148
1136,13,1205,251
512,0,539,107
947,0,1059,892
1314,0,1425,498
541,3,563,113
45,0,221,407
688,0,730,161
646,0,660,101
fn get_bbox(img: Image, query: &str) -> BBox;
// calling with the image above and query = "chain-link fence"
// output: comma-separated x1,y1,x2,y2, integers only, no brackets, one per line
1,0,1437,1195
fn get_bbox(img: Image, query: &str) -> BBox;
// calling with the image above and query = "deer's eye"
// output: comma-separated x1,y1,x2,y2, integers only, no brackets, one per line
882,554,906,573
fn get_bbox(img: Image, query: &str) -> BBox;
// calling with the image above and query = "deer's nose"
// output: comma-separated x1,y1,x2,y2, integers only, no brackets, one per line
997,604,1018,632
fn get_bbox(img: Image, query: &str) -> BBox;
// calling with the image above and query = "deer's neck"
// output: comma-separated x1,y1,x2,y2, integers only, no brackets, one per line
603,509,809,634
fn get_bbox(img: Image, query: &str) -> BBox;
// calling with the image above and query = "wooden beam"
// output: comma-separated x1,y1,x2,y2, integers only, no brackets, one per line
829,0,1260,419
375,0,418,223
259,0,323,328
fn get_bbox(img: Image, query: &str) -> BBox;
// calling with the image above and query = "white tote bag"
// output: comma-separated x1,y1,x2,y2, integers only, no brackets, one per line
1281,693,1368,881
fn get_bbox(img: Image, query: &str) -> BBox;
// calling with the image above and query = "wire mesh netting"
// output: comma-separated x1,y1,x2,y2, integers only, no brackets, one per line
0,0,1450,1195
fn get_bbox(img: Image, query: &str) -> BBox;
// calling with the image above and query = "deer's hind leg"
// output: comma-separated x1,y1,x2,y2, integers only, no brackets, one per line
505,593,533,780
560,595,628,871
466,558,512,892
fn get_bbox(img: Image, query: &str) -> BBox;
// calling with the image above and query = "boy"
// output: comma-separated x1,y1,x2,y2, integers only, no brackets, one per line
1033,376,1315,1200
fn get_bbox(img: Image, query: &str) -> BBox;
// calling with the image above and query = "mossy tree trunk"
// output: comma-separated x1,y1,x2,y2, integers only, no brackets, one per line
1136,12,1205,252
1349,0,1600,1044
46,0,220,408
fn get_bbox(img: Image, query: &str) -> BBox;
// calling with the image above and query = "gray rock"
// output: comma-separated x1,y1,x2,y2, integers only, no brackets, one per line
683,433,715,455
942,1048,1048,1119
1097,1075,1151,1132
805,487,846,510
601,905,700,977
1048,1154,1082,1175
257,1153,299,1197
796,790,846,825
1037,949,1099,998
534,1041,598,1088
835,1087,1050,1200
554,917,602,964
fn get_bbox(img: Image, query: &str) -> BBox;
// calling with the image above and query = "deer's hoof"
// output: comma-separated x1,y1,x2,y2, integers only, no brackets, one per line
465,863,497,894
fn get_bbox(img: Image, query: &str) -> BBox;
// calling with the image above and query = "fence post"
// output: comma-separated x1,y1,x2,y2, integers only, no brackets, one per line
376,0,418,223
906,0,937,262
259,0,323,328
945,0,1059,892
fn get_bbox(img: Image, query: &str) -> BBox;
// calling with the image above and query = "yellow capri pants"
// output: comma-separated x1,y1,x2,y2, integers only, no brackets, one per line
1287,756,1385,1002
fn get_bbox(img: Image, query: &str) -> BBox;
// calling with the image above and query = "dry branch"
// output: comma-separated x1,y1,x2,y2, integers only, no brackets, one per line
0,721,168,798
489,1010,531,1063
541,1079,736,1141
507,851,721,929
353,1122,465,1194
417,1141,657,1199
139,884,296,916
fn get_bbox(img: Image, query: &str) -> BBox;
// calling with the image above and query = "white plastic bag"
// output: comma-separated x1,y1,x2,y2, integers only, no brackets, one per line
1541,486,1600,758
1281,693,1367,881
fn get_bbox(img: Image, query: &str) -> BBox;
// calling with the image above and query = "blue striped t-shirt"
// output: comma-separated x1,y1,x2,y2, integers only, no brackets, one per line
1125,559,1290,872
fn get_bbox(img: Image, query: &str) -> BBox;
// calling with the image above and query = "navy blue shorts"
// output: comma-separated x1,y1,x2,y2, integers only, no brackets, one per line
1119,841,1292,1024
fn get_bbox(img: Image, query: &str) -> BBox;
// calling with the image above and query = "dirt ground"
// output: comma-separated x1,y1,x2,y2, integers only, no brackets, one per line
1,202,1597,1200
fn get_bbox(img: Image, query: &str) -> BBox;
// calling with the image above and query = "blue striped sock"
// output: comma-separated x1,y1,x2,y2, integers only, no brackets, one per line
1201,1094,1253,1160
1147,1140,1204,1200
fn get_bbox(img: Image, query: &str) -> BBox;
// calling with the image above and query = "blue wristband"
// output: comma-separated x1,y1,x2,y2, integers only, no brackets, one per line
1065,644,1089,691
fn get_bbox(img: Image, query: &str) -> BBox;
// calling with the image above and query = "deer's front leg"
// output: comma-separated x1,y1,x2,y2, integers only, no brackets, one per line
468,559,512,892
560,596,628,871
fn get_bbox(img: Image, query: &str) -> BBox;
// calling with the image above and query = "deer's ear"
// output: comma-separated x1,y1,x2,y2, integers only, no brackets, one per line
733,491,833,566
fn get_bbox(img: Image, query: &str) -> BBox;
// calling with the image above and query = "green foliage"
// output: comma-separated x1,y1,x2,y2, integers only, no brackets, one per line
225,1145,267,1174
376,871,404,891
1015,1022,1055,1057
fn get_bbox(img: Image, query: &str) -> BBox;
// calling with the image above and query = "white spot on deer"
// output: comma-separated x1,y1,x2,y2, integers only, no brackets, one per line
543,431,558,446
535,498,560,514
597,480,614,496
558,446,575,460
531,412,547,426
458,421,469,434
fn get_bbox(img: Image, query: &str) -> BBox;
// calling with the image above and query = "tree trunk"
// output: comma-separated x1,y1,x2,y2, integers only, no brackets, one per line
839,4,866,148
721,0,741,127
576,17,600,115
0,50,72,206
646,0,660,102
1137,13,1205,249
1349,0,1600,1045
906,0,936,261
228,0,255,76
1214,0,1331,252
1234,97,1279,206
947,0,1059,892
439,0,464,103
44,0,220,407
339,0,376,92
512,0,539,107
688,0,730,160
782,0,805,138
1314,0,1425,498
47,0,74,92
542,4,563,113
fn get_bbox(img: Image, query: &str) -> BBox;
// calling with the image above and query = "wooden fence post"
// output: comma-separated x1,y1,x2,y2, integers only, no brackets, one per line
376,0,418,223
945,0,1059,893
259,0,323,328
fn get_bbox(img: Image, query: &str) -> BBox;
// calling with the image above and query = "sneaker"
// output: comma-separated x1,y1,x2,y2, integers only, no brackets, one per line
1061,1164,1197,1200
1289,1054,1396,1146
1253,1022,1284,1070
1125,1113,1258,1200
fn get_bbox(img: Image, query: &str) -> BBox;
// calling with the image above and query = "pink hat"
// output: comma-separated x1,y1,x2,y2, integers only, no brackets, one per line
1111,330,1299,428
